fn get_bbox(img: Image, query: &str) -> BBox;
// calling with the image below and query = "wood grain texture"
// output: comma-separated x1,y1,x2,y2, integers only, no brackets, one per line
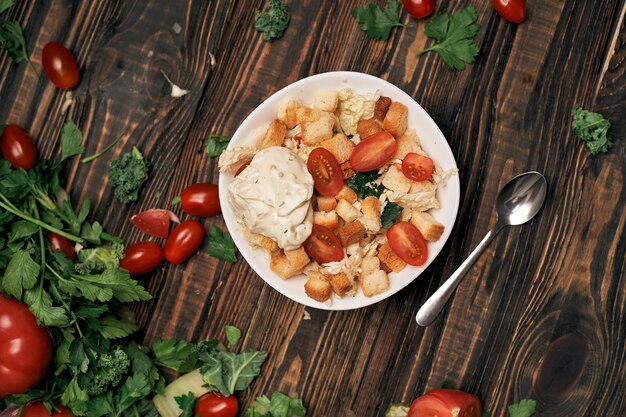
1,0,625,416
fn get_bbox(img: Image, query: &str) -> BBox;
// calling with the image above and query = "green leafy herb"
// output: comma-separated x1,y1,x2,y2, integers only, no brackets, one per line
171,196,181,206
60,120,85,162
381,202,402,228
572,106,613,155
204,134,230,157
482,413,492,417
246,391,307,417
417,6,480,70
206,225,237,263
255,0,291,41
0,20,36,74
81,135,124,164
0,0,14,14
2,250,39,299
352,0,408,40
348,171,384,199
152,339,200,373
507,399,536,417
108,147,149,204
175,392,198,417
225,325,242,349
200,347,268,396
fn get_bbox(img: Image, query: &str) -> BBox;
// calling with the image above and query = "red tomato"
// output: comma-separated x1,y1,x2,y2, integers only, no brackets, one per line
234,159,252,177
403,0,435,19
180,183,221,217
21,403,74,417
194,393,238,417
408,389,482,417
402,153,434,182
47,232,76,260
493,0,527,23
41,42,80,89
303,224,344,263
0,124,37,170
163,220,205,264
130,209,178,238
350,131,398,172
386,222,428,266
0,296,52,396
120,241,164,276
307,148,344,197
293,135,303,147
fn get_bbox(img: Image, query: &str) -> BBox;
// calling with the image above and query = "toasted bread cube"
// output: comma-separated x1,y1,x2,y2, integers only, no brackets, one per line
304,271,332,302
361,256,380,276
336,221,366,247
321,133,354,164
394,130,422,160
301,115,333,145
314,91,338,112
374,96,392,121
410,179,436,193
328,112,342,132
316,196,337,211
243,227,280,254
382,164,413,194
270,247,310,279
329,272,355,297
411,211,444,242
296,107,320,124
383,102,408,138
335,199,361,223
314,210,339,229
359,196,382,233
356,119,383,139
277,97,301,129
260,119,287,149
341,161,355,180
335,185,358,204
377,242,406,273
361,270,389,297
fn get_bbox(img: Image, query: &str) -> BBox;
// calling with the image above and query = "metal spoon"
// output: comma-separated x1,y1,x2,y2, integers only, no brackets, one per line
415,171,548,326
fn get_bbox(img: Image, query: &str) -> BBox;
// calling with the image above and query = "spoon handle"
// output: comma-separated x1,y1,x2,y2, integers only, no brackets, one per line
416,221,506,326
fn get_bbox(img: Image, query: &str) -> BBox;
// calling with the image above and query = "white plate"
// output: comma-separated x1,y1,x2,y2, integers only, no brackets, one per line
218,71,460,311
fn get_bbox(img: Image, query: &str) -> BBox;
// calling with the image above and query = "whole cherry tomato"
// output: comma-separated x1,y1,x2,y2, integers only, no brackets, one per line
386,221,428,266
493,0,527,24
120,241,164,276
403,0,435,19
42,42,80,89
0,296,52,396
408,389,482,417
163,220,205,264
0,124,38,170
350,131,398,172
307,148,344,197
47,232,77,260
180,183,221,217
194,393,238,417
21,403,74,417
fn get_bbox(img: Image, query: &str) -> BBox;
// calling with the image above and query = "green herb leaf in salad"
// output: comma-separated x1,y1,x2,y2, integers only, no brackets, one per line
59,120,85,162
381,202,403,228
255,0,291,42
206,225,237,263
348,171,385,199
204,133,231,157
352,0,408,41
174,392,198,417
572,106,613,155
108,146,149,204
507,399,536,417
225,325,242,349
245,391,307,417
417,6,480,71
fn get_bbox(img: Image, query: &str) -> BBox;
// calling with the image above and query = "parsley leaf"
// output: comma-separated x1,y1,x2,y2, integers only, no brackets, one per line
99,314,139,339
60,120,85,162
204,134,231,157
175,392,198,417
0,20,35,73
2,249,39,299
206,225,237,263
572,106,614,155
152,339,199,373
24,286,69,326
171,196,181,206
348,171,384,199
417,6,480,70
381,202,403,228
507,399,536,417
225,324,242,349
246,391,307,417
255,0,291,41
352,0,407,40
0,0,14,14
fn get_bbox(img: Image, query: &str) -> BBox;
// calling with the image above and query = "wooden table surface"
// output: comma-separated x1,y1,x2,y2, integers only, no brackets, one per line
1,1,625,416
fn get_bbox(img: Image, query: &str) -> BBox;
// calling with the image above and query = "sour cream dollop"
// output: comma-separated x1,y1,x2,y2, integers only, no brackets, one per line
228,146,314,251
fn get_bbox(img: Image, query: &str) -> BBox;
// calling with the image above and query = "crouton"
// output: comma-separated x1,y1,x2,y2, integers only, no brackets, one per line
383,102,408,138
394,130,422,160
243,227,280,255
382,164,413,194
316,195,337,211
314,91,338,112
374,96,392,121
361,270,389,297
329,272,355,297
335,199,361,223
377,242,406,273
361,256,380,276
276,97,301,129
304,271,332,302
296,107,320,124
335,185,358,204
410,211,444,242
328,112,342,132
336,221,366,247
341,161,355,180
314,210,339,229
359,196,382,233
270,247,310,279
321,133,354,164
260,119,287,149
356,119,383,139
301,114,333,145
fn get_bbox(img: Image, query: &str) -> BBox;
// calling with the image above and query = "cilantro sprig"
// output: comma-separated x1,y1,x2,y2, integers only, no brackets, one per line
352,0,410,40
572,106,614,155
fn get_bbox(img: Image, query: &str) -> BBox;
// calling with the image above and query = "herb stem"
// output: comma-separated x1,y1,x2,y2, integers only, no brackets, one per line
81,135,124,163
102,232,124,244
26,58,39,79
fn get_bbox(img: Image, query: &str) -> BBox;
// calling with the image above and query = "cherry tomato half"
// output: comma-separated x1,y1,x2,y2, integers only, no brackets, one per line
120,241,164,276
0,124,37,170
194,393,238,417
47,232,77,260
350,131,397,172
234,159,252,177
181,183,221,217
163,220,205,264
130,209,178,238
303,224,344,263
307,148,344,197
403,0,435,19
0,296,53,396
386,221,428,266
408,389,482,417
493,0,527,24
21,403,74,417
42,42,80,89
402,153,434,182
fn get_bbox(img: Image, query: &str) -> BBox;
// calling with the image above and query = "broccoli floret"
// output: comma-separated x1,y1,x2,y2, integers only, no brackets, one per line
88,346,130,395
74,243,124,274
254,0,290,41
108,147,149,204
